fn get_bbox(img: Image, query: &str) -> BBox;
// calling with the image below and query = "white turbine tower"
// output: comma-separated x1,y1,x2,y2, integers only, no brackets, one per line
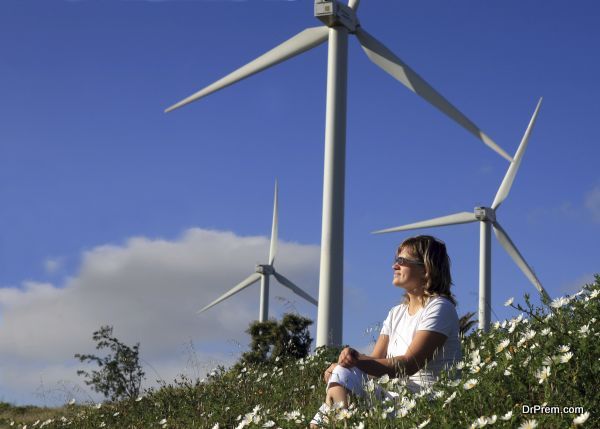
198,181,318,322
374,98,550,331
166,0,512,346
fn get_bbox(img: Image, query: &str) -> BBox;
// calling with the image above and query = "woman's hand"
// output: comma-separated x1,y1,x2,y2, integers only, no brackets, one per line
337,347,359,368
323,363,338,383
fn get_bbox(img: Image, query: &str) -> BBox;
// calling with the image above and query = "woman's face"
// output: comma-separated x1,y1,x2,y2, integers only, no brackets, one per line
392,247,426,293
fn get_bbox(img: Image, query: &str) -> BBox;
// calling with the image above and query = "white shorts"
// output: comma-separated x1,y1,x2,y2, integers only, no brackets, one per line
327,366,396,401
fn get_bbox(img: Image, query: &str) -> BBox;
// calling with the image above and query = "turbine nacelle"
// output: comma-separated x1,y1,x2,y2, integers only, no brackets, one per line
256,264,274,275
314,0,358,31
474,206,496,223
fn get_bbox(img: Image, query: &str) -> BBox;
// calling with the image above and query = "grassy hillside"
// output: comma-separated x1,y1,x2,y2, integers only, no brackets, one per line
2,276,598,428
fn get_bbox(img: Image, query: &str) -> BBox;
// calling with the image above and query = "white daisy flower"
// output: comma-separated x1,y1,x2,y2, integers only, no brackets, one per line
496,339,510,353
463,379,478,390
487,415,497,424
573,411,590,425
542,356,554,366
559,352,573,363
535,366,551,384
378,374,390,384
473,417,488,428
518,419,538,429
402,398,417,410
550,296,570,309
365,379,375,392
500,411,513,421
417,418,431,428
504,297,514,307
443,391,457,408
447,379,461,387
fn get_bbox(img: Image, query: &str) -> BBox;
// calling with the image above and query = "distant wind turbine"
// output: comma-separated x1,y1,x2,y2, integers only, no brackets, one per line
167,0,512,346
198,181,318,322
374,98,550,331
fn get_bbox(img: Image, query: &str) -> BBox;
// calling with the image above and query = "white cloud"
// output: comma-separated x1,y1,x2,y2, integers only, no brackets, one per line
584,185,600,223
0,228,320,405
44,258,63,274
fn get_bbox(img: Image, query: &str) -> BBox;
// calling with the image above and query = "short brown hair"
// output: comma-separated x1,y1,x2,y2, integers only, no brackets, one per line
398,235,456,306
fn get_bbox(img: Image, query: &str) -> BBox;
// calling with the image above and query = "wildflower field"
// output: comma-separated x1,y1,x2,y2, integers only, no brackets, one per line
2,276,598,429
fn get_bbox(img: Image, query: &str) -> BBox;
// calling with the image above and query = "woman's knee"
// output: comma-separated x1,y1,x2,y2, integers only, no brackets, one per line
326,383,348,406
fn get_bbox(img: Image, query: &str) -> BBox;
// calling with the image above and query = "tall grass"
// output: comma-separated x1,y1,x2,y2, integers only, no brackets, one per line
1,275,598,429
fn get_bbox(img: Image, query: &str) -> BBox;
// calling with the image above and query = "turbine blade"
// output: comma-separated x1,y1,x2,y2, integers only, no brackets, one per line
165,26,329,112
492,221,550,299
273,271,318,306
373,212,477,234
491,98,543,210
269,180,279,265
198,272,261,314
355,27,512,162
348,0,361,11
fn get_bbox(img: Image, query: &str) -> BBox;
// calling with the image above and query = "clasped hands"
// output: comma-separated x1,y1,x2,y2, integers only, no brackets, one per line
323,347,360,383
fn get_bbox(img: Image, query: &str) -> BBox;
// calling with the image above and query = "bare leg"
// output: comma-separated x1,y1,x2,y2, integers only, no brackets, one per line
326,382,349,407
310,382,351,428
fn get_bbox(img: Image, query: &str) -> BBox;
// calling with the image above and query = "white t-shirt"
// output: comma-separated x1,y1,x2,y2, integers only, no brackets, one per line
380,296,462,390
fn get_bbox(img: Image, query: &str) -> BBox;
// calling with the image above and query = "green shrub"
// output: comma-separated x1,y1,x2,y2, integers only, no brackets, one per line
75,325,145,402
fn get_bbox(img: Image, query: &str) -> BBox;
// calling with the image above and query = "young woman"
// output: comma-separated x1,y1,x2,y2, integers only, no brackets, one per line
311,235,462,426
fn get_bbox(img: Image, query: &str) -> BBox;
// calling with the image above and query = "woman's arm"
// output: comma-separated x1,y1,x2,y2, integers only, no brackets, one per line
350,330,448,378
336,334,389,367
371,334,389,359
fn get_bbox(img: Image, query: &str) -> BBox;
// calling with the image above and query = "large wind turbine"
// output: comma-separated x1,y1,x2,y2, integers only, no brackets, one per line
166,0,512,346
374,98,549,331
199,181,318,322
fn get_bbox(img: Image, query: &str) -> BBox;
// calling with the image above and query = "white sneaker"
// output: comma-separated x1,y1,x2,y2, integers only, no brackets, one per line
310,403,331,427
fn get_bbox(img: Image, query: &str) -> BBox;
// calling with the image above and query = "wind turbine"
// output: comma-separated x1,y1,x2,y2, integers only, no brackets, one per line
373,98,549,331
166,0,512,346
198,181,318,322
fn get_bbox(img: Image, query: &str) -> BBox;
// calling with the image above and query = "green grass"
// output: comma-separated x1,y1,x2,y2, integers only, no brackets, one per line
2,275,598,429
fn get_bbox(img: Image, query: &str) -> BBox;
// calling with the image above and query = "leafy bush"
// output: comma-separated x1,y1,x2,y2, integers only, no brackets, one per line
74,325,145,402
240,313,313,365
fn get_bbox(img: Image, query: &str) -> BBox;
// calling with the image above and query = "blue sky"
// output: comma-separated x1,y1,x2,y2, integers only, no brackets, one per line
1,0,599,405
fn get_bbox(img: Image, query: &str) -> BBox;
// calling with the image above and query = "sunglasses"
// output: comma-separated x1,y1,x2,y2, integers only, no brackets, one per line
393,256,425,266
